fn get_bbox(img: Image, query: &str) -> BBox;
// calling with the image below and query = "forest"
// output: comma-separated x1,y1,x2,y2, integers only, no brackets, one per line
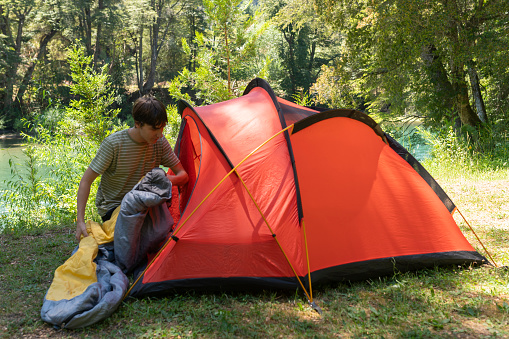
1,0,508,131
0,0,508,229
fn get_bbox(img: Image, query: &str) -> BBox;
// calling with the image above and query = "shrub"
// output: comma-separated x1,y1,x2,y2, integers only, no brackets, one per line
0,43,123,232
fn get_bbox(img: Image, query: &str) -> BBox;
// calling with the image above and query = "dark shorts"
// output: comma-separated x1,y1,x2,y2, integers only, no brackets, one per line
101,206,119,223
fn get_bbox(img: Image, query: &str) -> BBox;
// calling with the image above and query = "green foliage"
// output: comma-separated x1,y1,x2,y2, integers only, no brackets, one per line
420,122,509,179
381,116,509,179
290,89,312,107
313,0,509,132
0,43,124,232
165,104,182,145
267,0,342,98
0,122,99,231
0,144,57,230
312,64,365,110
60,44,122,145
168,36,231,106
169,0,270,105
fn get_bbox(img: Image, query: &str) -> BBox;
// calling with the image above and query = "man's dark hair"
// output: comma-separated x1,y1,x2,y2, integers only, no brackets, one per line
132,96,168,128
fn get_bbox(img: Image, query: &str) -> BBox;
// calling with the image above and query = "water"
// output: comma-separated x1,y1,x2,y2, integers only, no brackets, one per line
386,119,433,162
0,137,25,190
399,138,432,162
0,136,26,215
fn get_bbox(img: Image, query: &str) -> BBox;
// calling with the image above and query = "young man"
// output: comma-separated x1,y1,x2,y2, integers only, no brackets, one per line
75,96,188,242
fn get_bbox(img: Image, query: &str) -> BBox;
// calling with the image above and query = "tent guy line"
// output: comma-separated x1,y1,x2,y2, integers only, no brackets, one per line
455,207,497,267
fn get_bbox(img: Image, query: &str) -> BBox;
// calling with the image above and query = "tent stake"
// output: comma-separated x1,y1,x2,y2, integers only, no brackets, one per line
309,301,322,315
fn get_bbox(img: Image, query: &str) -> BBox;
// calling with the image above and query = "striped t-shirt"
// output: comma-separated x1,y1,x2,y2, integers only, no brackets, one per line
90,129,180,216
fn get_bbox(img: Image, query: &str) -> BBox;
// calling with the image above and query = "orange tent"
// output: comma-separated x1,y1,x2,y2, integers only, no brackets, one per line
128,78,486,305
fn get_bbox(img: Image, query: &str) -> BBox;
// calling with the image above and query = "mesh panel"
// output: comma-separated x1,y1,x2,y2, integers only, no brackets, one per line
278,101,318,125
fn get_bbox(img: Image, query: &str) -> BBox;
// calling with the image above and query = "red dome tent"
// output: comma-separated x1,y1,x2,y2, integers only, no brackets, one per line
128,78,486,303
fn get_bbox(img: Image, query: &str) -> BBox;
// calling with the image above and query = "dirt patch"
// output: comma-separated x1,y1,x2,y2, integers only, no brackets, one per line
441,179,509,230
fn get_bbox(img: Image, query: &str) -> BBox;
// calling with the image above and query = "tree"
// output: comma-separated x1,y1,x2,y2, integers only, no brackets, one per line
169,0,269,104
60,44,121,145
267,0,341,97
0,0,67,125
0,0,34,118
313,0,509,131
15,0,64,108
121,0,184,96
203,0,264,95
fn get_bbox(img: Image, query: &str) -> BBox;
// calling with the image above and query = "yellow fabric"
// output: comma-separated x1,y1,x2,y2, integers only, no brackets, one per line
45,207,120,301
46,236,99,301
87,207,120,245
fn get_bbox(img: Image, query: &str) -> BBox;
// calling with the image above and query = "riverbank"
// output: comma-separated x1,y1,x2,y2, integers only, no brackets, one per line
0,133,26,214
0,130,22,140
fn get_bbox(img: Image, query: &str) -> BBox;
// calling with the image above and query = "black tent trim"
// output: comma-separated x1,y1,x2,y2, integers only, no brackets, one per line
385,134,456,213
128,250,487,297
244,78,305,222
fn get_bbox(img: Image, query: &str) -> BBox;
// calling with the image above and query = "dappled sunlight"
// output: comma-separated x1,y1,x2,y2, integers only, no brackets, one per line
439,179,509,267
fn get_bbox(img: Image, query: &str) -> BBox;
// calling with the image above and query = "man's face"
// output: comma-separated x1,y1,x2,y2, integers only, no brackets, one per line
137,122,166,144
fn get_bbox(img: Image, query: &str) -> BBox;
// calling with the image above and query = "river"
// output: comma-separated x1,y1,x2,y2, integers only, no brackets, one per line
0,135,25,189
0,134,26,214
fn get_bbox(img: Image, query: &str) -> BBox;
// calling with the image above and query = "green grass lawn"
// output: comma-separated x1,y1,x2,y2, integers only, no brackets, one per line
1,173,508,338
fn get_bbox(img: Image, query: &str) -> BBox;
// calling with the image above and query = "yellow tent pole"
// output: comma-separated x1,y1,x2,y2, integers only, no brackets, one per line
234,169,313,304
124,125,296,299
301,220,313,301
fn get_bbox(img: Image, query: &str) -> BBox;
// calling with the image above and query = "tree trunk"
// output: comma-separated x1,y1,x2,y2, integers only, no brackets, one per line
2,8,29,113
142,0,174,94
420,45,455,114
16,29,58,107
142,10,160,94
451,62,482,127
224,23,231,94
467,64,488,124
189,12,196,72
282,27,297,94
93,0,105,69
0,4,11,96
83,6,92,55
137,27,144,95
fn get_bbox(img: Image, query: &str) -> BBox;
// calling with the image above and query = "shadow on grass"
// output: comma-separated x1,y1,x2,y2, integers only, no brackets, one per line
1,225,508,338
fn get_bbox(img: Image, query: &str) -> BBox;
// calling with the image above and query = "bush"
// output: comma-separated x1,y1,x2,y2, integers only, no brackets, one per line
0,43,123,233
382,118,509,180
420,122,509,180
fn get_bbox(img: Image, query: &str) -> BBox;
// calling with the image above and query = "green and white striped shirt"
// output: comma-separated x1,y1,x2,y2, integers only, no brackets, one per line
90,129,180,216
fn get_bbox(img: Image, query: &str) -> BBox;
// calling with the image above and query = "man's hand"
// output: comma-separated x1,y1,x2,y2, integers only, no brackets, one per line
76,167,100,242
75,219,89,242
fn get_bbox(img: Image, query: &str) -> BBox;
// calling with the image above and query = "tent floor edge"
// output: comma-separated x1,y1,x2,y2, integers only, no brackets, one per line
310,251,489,286
128,276,303,298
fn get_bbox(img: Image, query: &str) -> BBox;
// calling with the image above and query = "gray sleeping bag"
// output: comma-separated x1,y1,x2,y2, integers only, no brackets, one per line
114,167,174,274
41,168,173,329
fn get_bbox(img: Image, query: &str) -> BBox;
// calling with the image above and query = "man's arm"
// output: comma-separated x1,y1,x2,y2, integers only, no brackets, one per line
76,167,100,242
167,162,188,186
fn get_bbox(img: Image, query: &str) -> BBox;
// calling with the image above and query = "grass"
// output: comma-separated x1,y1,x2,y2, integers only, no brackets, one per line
1,171,508,338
